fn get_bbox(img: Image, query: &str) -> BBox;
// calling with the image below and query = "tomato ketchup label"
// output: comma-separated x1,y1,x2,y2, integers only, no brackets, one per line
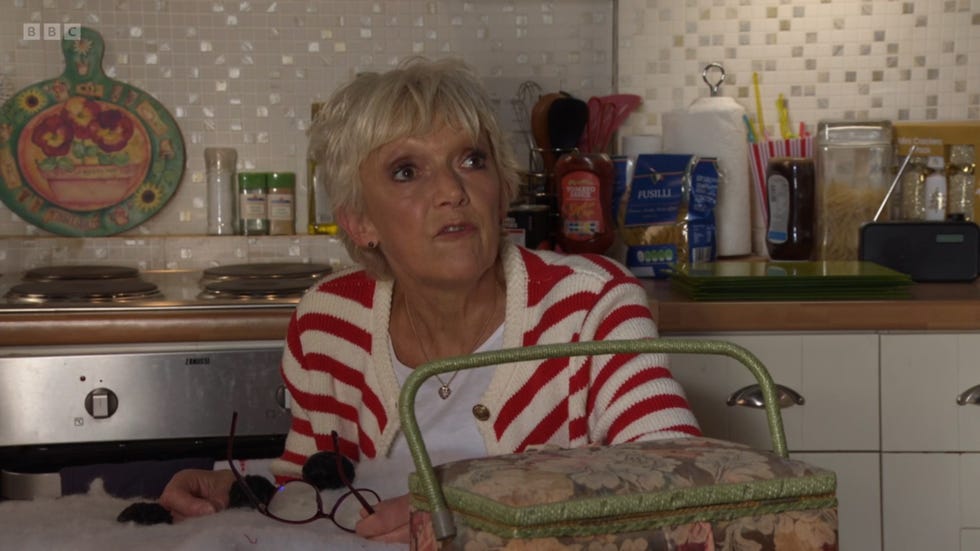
560,170,603,241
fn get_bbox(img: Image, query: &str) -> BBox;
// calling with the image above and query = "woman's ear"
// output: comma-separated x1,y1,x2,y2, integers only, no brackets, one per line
337,207,379,248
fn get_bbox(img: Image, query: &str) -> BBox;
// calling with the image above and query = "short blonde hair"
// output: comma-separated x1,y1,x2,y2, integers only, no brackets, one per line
308,57,521,279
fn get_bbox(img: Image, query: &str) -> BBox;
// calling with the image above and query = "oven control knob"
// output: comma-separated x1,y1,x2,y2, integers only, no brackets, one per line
84,388,118,419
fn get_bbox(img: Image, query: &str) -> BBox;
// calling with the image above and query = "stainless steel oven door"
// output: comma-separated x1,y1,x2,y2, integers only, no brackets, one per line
0,341,291,447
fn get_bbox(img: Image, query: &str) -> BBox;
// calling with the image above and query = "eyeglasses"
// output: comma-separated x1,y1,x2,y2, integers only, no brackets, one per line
226,411,380,532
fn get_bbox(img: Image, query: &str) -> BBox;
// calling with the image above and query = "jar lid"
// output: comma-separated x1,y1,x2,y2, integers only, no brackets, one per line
815,120,893,144
204,147,237,169
238,172,267,190
926,156,945,170
268,172,295,189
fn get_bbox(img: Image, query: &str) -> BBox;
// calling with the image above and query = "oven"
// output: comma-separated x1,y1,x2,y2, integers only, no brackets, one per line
0,263,330,500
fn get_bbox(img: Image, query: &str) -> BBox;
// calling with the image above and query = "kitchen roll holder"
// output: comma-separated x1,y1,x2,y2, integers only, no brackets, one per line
702,62,727,96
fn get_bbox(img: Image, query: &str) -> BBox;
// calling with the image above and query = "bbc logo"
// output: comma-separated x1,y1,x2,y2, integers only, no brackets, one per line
23,23,81,41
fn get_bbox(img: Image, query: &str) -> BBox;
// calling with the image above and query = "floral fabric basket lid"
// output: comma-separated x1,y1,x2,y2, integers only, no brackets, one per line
0,26,185,236
409,436,838,549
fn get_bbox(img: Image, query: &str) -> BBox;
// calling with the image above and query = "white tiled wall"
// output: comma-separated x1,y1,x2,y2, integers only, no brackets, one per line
0,233,349,272
617,0,980,139
0,0,613,247
1,0,978,271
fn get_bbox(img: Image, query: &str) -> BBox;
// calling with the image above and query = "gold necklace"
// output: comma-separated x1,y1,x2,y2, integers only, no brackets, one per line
403,289,498,400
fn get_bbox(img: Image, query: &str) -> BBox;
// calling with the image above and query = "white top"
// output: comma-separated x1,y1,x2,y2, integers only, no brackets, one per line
354,323,504,500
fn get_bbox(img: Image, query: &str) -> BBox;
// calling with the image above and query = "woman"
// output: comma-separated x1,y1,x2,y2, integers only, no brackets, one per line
160,58,700,544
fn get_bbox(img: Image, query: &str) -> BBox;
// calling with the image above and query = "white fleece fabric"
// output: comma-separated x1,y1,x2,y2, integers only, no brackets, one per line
0,479,404,551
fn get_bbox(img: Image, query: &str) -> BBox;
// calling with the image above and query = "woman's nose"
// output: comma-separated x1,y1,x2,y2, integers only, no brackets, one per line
433,167,468,206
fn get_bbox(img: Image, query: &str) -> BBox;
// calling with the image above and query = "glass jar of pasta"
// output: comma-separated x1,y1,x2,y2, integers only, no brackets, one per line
814,121,893,260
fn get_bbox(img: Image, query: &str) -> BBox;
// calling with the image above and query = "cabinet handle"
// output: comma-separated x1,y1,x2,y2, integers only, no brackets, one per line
727,384,805,409
956,384,980,405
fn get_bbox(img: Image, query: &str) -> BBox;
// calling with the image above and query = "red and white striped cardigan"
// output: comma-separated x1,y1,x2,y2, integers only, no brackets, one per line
270,242,700,482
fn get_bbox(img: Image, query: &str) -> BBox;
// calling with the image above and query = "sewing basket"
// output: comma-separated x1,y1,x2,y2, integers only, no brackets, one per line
399,339,838,550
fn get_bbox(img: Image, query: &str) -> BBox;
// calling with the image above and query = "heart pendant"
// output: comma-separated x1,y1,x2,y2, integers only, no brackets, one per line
438,384,451,400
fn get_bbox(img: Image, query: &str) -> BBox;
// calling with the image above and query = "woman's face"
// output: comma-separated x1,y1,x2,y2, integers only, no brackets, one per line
346,121,506,288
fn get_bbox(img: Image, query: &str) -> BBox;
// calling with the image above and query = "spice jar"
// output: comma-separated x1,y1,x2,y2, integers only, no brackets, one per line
814,121,893,260
765,157,815,260
237,172,268,235
204,147,237,235
267,171,295,235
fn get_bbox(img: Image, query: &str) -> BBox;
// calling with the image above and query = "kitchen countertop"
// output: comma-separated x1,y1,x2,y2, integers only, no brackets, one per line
0,307,294,347
643,279,980,333
5,278,980,348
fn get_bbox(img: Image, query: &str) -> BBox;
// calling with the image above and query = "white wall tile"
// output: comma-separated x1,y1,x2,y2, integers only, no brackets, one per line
618,0,980,142
0,0,613,240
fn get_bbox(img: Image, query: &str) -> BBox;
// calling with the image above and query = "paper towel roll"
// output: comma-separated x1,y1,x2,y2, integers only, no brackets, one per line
663,96,752,257
751,179,770,258
621,134,662,160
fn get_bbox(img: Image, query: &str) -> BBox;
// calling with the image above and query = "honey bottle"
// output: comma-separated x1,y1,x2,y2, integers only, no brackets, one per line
765,157,815,260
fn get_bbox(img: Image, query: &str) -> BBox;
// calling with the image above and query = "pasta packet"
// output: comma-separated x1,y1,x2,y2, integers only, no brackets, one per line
615,154,719,278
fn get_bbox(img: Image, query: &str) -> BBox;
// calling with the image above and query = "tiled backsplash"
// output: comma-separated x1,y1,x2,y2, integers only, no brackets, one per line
0,0,613,246
0,234,350,272
618,0,980,139
0,0,977,272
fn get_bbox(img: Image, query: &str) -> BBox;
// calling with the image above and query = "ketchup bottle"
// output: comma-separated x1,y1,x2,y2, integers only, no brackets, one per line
554,150,615,254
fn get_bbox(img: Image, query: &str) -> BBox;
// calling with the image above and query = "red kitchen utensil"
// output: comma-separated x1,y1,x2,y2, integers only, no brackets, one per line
580,96,603,153
596,94,642,153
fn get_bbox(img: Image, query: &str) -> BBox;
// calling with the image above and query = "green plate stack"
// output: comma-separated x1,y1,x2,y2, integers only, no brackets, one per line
669,261,914,301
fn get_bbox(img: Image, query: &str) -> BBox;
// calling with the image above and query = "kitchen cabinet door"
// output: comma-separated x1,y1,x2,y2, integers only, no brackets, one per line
962,530,980,551
795,452,881,551
881,333,980,452
882,453,961,551
666,333,878,451
669,333,881,550
667,333,801,450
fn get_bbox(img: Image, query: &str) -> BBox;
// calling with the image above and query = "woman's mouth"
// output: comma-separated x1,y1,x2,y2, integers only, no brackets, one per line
438,223,473,236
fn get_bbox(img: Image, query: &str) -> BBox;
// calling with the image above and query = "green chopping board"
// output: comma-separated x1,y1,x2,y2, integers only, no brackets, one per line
669,260,914,301
0,26,185,236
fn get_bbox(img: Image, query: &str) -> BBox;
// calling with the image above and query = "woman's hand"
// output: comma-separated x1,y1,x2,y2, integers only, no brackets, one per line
354,493,411,543
158,469,235,522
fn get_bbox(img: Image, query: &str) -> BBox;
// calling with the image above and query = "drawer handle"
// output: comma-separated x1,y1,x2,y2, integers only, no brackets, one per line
956,384,980,405
727,384,805,409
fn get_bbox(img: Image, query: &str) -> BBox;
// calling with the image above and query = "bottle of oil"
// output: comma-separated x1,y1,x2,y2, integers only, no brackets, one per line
307,102,338,235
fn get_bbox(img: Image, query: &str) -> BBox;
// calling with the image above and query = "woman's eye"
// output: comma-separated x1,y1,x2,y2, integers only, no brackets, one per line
462,151,488,169
391,164,417,182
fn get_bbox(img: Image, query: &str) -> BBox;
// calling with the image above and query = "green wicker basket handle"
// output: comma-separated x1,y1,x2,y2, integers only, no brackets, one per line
397,338,786,542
